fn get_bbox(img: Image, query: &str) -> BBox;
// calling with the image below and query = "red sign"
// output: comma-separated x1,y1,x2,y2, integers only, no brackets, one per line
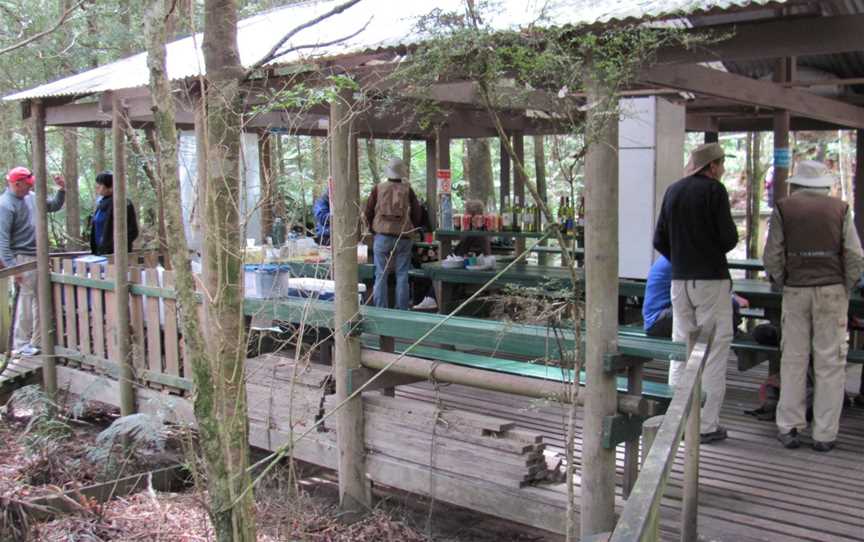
437,169,452,193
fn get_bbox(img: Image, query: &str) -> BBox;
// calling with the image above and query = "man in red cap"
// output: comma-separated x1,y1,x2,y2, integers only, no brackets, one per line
0,166,65,356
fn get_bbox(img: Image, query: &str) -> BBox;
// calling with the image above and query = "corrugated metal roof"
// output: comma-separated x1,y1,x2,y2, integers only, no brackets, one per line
3,0,786,102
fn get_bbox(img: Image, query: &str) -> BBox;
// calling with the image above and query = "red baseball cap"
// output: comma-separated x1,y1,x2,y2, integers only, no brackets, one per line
6,166,34,186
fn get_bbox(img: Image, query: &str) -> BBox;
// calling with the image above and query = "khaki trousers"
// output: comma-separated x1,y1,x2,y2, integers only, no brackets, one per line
670,279,733,434
777,284,848,443
13,254,40,349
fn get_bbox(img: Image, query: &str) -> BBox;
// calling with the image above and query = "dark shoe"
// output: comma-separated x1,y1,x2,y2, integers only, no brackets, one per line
812,440,835,453
700,426,728,444
777,429,800,449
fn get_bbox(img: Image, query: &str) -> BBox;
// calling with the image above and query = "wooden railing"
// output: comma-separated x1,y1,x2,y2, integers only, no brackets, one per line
50,259,193,394
606,324,715,542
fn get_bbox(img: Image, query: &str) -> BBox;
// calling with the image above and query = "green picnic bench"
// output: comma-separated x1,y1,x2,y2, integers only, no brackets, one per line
244,297,681,406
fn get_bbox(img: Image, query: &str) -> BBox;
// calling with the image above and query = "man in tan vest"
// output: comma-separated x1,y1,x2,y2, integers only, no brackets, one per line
763,160,864,452
364,158,422,310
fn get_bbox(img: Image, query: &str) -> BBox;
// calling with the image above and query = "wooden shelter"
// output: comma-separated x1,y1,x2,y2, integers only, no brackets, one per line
5,0,864,539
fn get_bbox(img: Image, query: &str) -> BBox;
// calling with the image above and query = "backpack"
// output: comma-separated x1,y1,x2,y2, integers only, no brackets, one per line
373,181,412,235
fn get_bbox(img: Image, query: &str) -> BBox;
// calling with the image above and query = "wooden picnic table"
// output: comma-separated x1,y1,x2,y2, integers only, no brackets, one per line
422,260,864,316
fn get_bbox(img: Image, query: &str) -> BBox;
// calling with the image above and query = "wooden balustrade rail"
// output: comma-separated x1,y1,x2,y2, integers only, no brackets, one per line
606,324,715,542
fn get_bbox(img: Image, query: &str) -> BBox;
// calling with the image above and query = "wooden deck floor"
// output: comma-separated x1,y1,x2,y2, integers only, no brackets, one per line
396,359,864,542
0,355,42,401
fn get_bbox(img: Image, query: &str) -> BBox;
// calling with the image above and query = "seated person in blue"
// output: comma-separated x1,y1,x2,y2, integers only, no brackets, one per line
643,254,747,337
312,189,330,245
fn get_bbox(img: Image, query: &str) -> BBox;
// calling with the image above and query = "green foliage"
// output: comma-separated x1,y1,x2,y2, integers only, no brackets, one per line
6,384,71,456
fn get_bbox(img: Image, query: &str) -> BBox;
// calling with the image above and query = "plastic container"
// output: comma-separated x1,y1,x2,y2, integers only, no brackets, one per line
284,278,366,302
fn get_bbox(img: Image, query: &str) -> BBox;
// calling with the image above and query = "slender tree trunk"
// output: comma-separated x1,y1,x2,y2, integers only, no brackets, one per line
534,135,548,264
466,138,493,205
746,133,763,271
62,128,81,249
259,133,273,240
402,140,411,174
147,1,257,540
312,136,327,196
365,138,380,184
332,89,370,515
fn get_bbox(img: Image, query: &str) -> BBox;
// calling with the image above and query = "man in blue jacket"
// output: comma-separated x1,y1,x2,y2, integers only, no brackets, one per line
654,142,739,444
312,189,330,246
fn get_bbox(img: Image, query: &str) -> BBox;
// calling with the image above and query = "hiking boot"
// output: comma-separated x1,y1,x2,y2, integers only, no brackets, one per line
777,428,800,449
412,296,438,310
700,426,728,444
812,440,835,453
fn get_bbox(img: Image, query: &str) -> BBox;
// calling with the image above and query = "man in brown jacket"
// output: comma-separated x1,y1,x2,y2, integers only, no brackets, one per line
763,160,864,452
364,158,422,310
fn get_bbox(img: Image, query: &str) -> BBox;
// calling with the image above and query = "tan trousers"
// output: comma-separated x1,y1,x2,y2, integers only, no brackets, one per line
13,254,40,349
670,279,733,434
777,284,848,443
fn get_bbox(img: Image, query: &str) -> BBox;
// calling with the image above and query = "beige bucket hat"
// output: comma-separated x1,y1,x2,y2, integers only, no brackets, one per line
787,160,835,188
384,158,409,179
684,143,732,176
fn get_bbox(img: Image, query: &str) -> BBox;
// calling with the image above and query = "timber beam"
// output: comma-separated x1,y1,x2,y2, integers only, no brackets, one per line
656,14,864,65
641,63,864,129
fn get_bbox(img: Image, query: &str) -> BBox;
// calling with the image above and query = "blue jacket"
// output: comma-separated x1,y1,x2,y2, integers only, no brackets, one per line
643,255,672,330
313,192,330,242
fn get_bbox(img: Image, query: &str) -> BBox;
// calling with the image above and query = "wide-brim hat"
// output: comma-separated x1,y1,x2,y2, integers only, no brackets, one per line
787,160,835,188
684,143,732,176
384,158,408,179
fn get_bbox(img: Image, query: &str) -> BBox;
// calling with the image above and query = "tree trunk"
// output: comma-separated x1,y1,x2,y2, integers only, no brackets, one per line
465,138,494,205
331,89,371,515
534,135,548,264
746,132,763,270
312,136,327,196
147,1,257,540
62,128,81,249
365,139,380,184
402,140,411,174
580,58,619,538
259,133,273,240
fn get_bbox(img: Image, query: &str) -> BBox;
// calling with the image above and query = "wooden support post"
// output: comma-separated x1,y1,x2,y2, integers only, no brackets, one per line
854,130,864,243
426,138,437,231
772,58,794,205
682,373,701,542
32,100,57,397
622,364,643,499
330,88,370,514
513,132,526,255
499,136,511,212
581,65,619,537
112,95,135,416
641,415,662,467
436,132,452,261
534,135,549,265
641,415,663,539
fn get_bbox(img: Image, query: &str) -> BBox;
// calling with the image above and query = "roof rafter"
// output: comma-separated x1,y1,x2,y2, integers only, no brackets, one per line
640,63,864,129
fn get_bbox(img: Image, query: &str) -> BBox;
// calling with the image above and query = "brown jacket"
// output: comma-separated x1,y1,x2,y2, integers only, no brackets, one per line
763,189,864,291
364,180,422,236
